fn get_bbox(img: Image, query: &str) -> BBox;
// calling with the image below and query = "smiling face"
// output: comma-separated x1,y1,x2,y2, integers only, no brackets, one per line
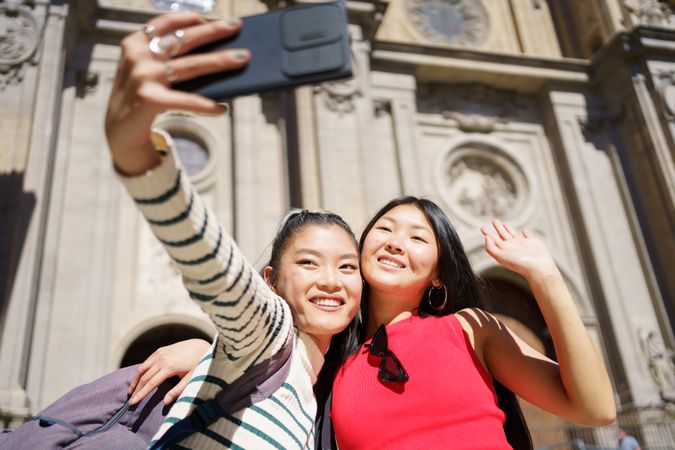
265,224,362,346
361,204,440,307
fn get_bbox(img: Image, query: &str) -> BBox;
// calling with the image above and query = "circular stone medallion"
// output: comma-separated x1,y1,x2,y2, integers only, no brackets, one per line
438,144,529,225
0,7,40,67
405,0,489,47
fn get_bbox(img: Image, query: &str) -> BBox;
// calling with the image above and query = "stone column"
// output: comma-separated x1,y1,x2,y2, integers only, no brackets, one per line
231,94,288,261
543,87,665,407
371,72,421,195
0,0,68,425
311,25,372,227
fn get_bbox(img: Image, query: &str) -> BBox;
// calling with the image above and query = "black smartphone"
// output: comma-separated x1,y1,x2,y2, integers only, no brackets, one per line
173,1,352,100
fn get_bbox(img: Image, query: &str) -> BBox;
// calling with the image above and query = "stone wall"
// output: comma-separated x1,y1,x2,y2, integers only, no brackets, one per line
1,2,673,444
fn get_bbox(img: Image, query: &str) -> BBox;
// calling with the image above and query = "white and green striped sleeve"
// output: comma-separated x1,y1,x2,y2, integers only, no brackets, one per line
117,130,292,367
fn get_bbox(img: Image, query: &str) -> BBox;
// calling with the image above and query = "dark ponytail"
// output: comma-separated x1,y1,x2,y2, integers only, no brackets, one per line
494,380,533,449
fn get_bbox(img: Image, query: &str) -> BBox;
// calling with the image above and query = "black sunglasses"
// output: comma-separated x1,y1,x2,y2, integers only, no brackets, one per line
364,324,409,382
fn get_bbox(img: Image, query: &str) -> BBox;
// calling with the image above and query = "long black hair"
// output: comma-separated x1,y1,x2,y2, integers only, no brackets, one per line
315,196,532,450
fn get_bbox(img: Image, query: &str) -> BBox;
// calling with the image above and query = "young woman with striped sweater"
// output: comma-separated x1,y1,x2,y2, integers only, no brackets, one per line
106,12,364,449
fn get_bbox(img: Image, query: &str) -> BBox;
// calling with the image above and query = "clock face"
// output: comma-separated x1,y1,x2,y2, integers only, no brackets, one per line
406,0,489,47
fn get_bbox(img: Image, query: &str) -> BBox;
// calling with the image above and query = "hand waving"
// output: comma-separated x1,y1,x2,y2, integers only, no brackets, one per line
481,220,558,280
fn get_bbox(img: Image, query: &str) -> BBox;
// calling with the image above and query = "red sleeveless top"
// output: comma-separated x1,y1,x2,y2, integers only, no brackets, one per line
331,314,512,450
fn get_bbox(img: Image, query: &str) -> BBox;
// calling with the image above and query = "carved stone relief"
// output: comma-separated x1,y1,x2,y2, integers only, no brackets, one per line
405,0,490,47
315,75,361,115
442,112,505,134
623,0,675,27
639,328,675,403
437,144,529,225
654,69,675,121
0,2,42,89
418,83,534,132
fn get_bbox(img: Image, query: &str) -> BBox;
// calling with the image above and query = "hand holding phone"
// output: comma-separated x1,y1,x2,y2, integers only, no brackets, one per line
105,12,250,175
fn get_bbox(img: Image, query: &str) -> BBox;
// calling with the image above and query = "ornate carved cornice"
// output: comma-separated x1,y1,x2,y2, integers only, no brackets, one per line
418,82,534,130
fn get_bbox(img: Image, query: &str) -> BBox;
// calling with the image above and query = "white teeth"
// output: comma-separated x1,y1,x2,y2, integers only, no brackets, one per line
379,258,404,269
312,298,342,307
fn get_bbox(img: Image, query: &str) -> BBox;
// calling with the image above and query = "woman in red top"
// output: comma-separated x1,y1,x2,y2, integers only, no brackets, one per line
321,196,615,450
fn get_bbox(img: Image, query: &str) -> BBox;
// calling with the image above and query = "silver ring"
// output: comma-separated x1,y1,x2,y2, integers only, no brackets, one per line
170,29,185,57
148,35,170,58
148,29,185,59
142,24,157,39
165,62,179,83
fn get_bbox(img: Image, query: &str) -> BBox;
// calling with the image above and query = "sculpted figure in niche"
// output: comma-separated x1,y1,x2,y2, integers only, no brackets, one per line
640,329,675,402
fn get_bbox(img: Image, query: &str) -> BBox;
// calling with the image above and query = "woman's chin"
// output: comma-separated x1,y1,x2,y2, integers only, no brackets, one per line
365,277,405,293
304,319,350,338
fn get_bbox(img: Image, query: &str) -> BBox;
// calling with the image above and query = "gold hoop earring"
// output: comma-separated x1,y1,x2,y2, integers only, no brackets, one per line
427,283,447,311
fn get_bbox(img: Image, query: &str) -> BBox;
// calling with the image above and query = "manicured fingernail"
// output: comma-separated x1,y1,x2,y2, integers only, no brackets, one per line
232,49,249,61
226,18,241,28
218,103,229,114
129,395,137,404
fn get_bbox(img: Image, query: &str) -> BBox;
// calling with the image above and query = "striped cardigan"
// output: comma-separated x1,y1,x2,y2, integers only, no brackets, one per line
119,130,324,449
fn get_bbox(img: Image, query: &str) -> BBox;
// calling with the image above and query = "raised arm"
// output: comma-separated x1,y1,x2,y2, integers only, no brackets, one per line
475,220,615,426
106,13,291,373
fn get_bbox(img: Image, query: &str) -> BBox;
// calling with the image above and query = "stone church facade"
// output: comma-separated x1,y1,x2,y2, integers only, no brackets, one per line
0,0,673,447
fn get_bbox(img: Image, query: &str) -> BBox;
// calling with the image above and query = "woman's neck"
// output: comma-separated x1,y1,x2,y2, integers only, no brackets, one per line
365,288,420,336
307,334,331,355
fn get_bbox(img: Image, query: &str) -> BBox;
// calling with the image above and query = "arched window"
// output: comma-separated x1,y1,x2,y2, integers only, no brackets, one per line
481,277,554,359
